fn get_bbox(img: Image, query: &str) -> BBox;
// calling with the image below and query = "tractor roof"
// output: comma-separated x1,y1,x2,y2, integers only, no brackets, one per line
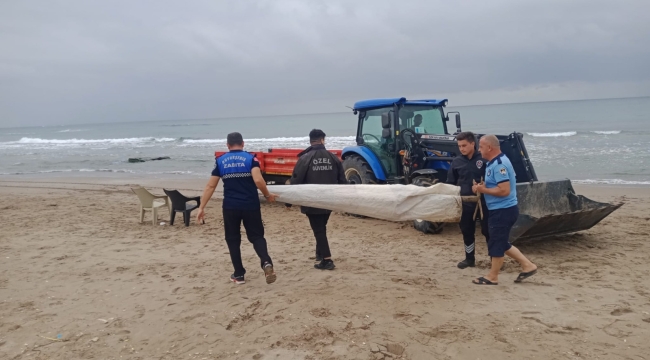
353,97,448,111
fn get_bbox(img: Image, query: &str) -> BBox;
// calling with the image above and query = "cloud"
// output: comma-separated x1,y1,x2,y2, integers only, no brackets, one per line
1,0,649,127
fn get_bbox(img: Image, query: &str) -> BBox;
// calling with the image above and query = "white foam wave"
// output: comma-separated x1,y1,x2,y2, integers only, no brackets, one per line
183,136,356,144
161,123,211,127
0,137,177,149
592,130,621,135
181,139,226,144
14,137,176,144
1,136,356,148
0,168,136,175
161,171,194,175
57,129,87,133
79,168,135,173
528,131,577,137
573,179,650,185
180,136,357,150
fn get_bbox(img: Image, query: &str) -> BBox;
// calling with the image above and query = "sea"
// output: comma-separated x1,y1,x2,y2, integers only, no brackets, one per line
1,97,649,186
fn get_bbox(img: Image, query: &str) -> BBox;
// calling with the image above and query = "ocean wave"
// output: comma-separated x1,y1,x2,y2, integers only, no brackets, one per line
161,123,211,127
79,168,135,173
1,136,356,147
0,137,177,148
527,131,577,137
0,168,136,175
592,130,621,135
18,137,176,144
0,169,199,176
572,179,650,185
57,129,87,133
183,136,305,144
160,171,194,175
182,136,357,145
527,130,623,137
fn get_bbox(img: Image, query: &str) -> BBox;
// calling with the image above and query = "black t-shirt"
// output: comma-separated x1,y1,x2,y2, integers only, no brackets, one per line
446,152,486,196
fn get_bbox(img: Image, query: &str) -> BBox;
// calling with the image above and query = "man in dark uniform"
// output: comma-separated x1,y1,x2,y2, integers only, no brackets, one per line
286,129,348,270
446,131,489,269
196,132,278,285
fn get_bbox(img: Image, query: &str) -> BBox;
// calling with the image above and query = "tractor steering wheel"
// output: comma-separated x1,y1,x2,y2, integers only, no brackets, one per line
362,133,381,144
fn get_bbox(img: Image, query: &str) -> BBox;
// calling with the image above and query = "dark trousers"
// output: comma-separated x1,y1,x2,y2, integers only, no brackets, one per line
459,200,489,262
307,213,332,259
223,208,272,277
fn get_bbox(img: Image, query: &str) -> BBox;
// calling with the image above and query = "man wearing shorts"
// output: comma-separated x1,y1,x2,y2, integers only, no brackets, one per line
471,134,537,285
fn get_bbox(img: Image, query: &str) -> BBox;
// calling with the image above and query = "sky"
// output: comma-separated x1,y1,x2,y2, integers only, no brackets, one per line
1,0,649,127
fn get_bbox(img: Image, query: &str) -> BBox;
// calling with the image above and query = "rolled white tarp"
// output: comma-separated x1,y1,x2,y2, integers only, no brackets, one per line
267,183,463,223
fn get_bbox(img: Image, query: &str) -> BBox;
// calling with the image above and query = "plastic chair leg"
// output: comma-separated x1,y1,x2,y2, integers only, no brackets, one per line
140,206,145,223
152,208,158,226
183,211,190,227
170,211,176,226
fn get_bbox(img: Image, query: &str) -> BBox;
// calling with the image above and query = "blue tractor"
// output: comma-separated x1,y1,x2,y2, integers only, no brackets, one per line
341,97,621,240
342,97,467,187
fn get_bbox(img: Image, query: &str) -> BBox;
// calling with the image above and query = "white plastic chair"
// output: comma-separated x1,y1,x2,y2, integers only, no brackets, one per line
131,187,171,225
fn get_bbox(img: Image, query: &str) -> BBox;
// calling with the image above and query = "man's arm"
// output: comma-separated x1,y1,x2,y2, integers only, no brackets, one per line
475,181,510,197
289,155,310,185
446,160,458,185
474,163,511,197
196,176,220,222
252,167,278,202
335,156,348,184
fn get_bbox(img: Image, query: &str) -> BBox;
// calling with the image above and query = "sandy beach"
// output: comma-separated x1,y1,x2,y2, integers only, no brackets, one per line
1,175,649,360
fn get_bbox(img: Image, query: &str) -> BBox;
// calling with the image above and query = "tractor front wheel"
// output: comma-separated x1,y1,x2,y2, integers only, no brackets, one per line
412,176,445,234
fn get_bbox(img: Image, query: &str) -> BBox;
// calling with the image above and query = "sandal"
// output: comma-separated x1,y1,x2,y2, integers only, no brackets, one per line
514,269,537,283
473,277,498,285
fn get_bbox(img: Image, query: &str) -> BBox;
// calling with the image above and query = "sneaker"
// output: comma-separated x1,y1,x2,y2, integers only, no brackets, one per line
263,263,276,284
230,274,245,285
457,259,475,269
314,260,335,270
315,252,323,262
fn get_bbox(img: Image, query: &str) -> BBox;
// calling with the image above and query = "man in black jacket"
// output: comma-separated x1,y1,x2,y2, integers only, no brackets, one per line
446,131,490,269
287,129,348,270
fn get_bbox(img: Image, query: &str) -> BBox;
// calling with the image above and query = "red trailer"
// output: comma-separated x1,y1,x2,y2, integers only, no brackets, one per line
214,148,343,184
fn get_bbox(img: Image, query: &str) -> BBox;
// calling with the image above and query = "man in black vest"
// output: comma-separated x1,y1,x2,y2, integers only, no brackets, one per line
287,129,348,270
446,131,490,269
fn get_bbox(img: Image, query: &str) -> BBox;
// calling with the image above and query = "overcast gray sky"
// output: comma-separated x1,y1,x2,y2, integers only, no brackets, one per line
1,0,649,127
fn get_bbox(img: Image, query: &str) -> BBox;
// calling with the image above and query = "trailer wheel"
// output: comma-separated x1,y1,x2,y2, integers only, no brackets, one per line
343,155,378,184
412,177,445,234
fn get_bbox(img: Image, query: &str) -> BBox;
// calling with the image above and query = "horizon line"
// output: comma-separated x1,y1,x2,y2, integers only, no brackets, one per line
2,95,648,130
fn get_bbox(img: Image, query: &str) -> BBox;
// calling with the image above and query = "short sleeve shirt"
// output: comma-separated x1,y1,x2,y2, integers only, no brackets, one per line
484,153,517,210
212,150,261,210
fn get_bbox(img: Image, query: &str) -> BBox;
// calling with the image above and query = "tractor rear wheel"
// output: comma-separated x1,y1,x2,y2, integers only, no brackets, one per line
343,155,378,184
412,176,445,234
